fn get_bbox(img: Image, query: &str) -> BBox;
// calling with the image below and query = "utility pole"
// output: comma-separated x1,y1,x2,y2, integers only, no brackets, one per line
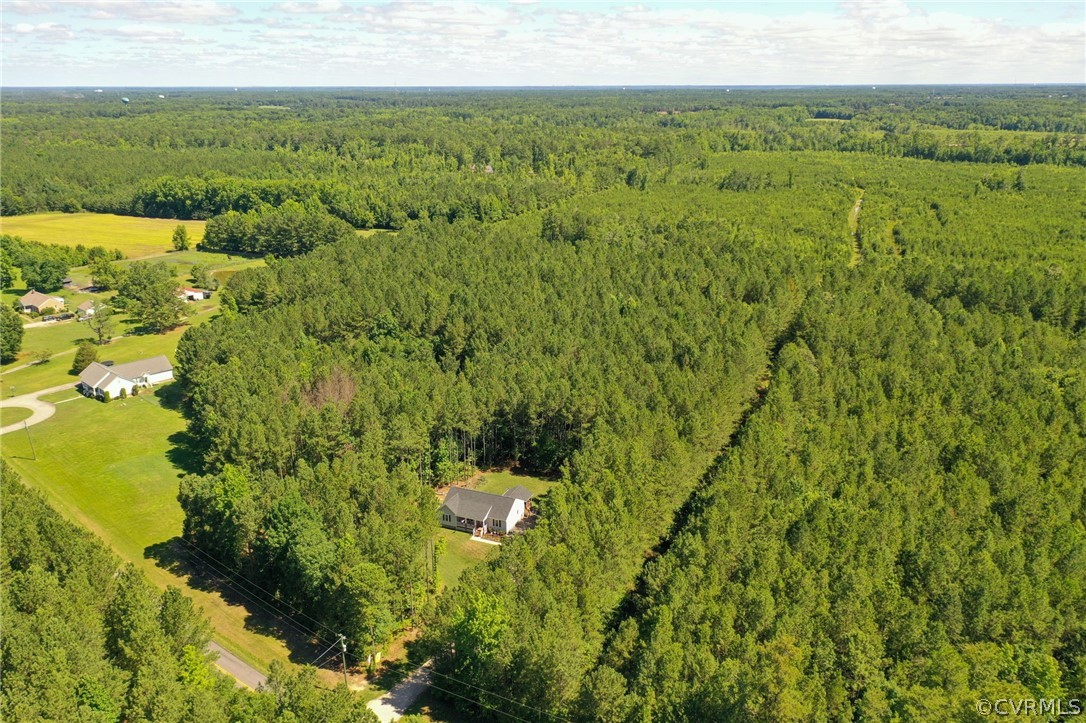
23,421,36,460
338,634,348,686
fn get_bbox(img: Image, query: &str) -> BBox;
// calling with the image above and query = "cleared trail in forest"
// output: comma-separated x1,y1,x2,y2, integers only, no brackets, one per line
598,307,806,639
848,191,864,268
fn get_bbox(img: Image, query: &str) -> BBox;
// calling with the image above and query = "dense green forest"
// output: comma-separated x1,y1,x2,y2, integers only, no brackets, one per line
3,87,1084,720
0,462,375,722
3,87,1083,227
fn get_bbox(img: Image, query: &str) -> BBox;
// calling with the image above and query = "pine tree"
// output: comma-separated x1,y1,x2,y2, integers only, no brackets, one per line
71,341,98,374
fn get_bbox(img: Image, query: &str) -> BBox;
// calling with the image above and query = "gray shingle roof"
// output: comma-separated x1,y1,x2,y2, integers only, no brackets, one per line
443,487,517,522
503,485,534,501
78,355,172,390
108,355,172,380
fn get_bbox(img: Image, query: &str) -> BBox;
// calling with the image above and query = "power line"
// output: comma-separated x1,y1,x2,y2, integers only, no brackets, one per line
176,535,342,641
177,535,338,639
177,537,335,645
429,668,570,723
309,639,343,667
426,679,533,723
178,537,324,638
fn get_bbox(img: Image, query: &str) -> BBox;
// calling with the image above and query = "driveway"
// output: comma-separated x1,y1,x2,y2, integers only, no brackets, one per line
0,382,78,435
367,660,433,722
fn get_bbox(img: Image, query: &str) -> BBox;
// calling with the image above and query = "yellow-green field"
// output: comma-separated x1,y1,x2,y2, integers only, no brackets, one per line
0,407,33,426
0,213,206,258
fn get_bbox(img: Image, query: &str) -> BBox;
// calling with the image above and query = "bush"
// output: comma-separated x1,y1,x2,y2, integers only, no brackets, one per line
131,386,140,396
119,388,127,399
102,391,111,403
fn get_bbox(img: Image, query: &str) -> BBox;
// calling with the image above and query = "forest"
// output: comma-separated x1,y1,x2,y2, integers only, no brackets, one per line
2,86,1083,721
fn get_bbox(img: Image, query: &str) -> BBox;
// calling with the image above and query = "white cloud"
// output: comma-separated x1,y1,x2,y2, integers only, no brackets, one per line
275,1,342,13
100,24,185,39
6,1,55,14
1,0,1082,85
73,0,239,23
6,21,74,40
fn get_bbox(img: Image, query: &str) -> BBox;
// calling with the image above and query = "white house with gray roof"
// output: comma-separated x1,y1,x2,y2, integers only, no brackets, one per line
440,487,527,536
78,355,174,399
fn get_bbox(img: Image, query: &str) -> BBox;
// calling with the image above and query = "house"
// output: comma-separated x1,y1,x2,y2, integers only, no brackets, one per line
178,287,211,302
77,300,97,319
503,485,534,512
78,355,174,399
439,487,525,536
18,290,65,314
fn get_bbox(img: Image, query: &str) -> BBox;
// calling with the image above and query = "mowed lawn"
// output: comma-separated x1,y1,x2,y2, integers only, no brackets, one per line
436,528,495,591
0,213,206,258
1,390,295,674
473,468,555,498
0,407,33,426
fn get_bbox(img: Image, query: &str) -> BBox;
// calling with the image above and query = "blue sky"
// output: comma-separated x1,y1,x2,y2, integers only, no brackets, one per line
2,1,1083,87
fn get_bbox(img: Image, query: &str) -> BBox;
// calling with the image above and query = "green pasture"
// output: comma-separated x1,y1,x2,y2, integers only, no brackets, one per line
0,213,206,259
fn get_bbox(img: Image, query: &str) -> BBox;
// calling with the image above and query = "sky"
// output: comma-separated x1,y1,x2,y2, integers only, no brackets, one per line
2,0,1083,87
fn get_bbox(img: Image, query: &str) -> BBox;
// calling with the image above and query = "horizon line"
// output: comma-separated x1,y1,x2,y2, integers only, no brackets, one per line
4,83,1085,91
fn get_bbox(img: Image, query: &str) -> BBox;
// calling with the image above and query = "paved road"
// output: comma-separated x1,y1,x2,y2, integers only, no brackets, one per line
367,660,433,722
0,382,78,435
208,641,267,690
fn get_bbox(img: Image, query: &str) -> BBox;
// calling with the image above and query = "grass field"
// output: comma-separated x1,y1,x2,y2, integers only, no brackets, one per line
436,529,494,591
0,407,33,426
1,388,300,675
0,213,206,259
61,249,265,290
472,468,555,498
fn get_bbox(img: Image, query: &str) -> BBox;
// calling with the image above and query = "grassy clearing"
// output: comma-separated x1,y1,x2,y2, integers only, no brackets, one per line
0,213,206,259
0,407,33,426
432,469,554,590
473,468,555,498
62,249,265,290
436,528,494,591
1,389,296,674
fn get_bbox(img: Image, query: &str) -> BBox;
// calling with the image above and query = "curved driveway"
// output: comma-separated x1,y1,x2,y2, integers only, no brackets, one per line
0,383,78,435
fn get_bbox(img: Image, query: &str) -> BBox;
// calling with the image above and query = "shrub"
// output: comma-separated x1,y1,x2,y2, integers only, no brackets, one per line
102,391,111,403
119,388,127,399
